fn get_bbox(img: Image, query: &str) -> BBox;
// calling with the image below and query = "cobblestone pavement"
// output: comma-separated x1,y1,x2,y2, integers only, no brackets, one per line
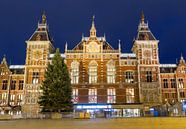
1,117,186,129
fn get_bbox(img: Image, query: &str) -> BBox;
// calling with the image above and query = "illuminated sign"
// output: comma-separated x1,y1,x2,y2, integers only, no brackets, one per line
149,108,154,111
183,102,186,111
76,105,112,109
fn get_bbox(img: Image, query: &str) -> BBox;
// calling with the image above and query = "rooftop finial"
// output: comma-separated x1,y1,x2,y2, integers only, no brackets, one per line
65,42,68,52
180,53,185,64
181,53,184,60
141,11,145,24
118,39,121,51
1,54,7,65
92,15,95,25
90,15,96,37
42,11,47,24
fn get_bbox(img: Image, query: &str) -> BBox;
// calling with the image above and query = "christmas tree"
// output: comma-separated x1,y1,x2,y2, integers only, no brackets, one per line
39,48,72,112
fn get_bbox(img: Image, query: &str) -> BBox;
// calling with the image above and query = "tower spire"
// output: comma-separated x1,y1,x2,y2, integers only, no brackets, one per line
118,39,121,52
141,11,145,24
1,55,7,65
42,11,47,24
65,42,68,52
180,53,185,64
90,15,96,38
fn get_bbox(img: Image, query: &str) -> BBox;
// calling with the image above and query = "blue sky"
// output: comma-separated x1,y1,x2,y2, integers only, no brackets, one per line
0,0,186,64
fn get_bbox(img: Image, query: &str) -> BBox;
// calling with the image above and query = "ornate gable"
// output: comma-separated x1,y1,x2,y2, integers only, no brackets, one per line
28,13,53,42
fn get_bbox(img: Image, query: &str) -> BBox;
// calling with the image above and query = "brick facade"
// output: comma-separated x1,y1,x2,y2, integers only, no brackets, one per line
0,13,186,117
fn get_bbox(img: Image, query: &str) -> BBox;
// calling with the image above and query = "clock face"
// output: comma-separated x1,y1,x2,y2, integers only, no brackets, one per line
86,42,100,53
32,50,43,60
143,49,151,58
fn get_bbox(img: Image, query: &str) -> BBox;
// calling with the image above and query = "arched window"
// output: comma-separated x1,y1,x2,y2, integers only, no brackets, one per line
107,60,116,84
89,61,98,84
71,61,79,84
178,78,184,88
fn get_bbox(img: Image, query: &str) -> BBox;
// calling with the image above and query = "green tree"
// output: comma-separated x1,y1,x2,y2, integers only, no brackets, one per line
38,48,72,112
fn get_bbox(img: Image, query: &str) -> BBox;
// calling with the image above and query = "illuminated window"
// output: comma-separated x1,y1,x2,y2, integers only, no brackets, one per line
71,61,79,84
126,88,135,103
107,61,116,84
10,94,15,106
2,93,7,105
17,94,23,106
32,72,39,84
88,88,97,103
89,61,98,84
178,79,184,88
107,88,116,103
2,80,8,90
72,88,78,104
125,71,134,83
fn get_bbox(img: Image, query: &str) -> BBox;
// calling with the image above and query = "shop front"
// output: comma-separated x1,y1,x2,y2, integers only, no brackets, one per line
112,104,143,117
74,104,143,118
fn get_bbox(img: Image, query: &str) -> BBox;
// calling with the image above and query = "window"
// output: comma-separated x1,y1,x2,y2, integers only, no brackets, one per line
107,62,116,83
32,72,39,84
178,79,184,88
88,88,97,103
10,94,15,106
71,61,79,84
165,93,169,98
146,71,152,82
180,91,185,98
125,71,134,83
19,80,24,90
11,80,16,90
72,88,78,104
2,93,7,105
172,93,177,98
17,94,23,105
171,79,176,88
126,88,135,103
107,88,116,103
89,61,98,84
2,93,7,100
2,80,8,90
163,79,168,88
26,92,31,104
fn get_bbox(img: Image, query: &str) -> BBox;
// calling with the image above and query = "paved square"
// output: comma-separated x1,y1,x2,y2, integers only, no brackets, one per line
1,118,186,129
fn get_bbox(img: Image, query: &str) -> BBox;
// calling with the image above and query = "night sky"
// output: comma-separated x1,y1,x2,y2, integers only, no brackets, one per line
0,0,186,65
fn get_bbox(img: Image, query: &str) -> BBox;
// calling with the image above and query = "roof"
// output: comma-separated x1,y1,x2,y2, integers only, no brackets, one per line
49,54,66,58
73,36,114,50
160,64,177,68
120,53,136,59
9,65,25,74
136,22,156,41
9,65,25,69
160,64,177,73
28,24,52,42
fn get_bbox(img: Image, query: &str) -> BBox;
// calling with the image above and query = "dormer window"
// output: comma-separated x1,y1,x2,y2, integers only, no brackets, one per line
36,34,41,41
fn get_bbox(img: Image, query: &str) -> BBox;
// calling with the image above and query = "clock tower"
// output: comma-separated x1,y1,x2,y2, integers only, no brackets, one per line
22,12,55,117
132,12,162,107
